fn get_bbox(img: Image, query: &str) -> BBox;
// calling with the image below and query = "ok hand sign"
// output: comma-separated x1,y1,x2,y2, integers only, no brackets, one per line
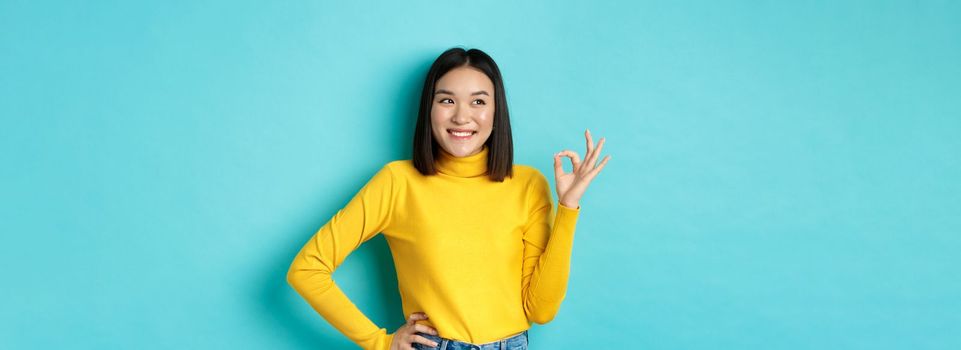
553,129,610,209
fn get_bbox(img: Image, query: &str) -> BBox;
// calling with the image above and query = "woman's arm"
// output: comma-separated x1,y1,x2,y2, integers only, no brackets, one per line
522,129,609,324
287,164,396,350
520,172,580,324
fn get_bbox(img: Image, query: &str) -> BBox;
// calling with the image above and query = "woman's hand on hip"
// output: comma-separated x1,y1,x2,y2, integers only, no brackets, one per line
553,129,610,209
390,312,439,350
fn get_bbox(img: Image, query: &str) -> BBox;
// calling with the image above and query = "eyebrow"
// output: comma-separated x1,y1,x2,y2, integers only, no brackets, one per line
434,89,490,97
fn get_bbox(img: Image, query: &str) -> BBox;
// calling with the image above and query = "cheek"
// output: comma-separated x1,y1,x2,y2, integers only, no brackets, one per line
430,110,446,130
480,111,495,130
431,108,451,124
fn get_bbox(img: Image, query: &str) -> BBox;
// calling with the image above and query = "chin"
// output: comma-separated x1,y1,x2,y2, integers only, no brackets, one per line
441,143,482,157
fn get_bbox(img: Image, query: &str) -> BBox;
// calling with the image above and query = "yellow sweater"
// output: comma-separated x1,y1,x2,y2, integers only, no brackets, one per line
286,144,580,349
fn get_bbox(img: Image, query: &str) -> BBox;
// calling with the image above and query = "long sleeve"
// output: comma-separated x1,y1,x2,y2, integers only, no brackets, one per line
286,164,397,350
520,172,580,324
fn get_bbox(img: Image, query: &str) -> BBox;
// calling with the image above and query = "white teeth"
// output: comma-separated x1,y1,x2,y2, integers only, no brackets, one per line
450,130,474,137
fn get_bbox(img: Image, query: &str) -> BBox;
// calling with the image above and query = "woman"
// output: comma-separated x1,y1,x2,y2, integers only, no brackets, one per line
287,47,610,350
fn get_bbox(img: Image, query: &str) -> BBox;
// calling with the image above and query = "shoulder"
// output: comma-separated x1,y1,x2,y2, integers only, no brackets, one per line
357,160,411,184
512,164,544,178
383,159,415,176
512,164,549,189
512,164,552,210
375,159,424,182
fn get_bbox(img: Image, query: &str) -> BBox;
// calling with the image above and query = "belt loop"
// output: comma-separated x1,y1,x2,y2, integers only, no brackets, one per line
500,338,507,349
440,339,449,349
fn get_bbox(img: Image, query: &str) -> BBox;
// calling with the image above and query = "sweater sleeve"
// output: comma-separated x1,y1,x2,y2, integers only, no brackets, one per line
520,171,581,324
286,164,396,350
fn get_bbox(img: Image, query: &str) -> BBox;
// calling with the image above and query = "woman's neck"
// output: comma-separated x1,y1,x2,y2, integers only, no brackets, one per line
435,145,489,178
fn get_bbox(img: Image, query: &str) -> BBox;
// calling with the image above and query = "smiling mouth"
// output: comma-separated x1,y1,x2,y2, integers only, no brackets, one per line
447,129,477,137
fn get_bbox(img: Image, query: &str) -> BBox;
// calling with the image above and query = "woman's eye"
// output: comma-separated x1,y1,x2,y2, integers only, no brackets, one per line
473,99,486,105
438,98,453,104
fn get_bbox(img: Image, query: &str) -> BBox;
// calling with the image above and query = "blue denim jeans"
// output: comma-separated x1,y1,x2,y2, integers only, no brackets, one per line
413,330,528,350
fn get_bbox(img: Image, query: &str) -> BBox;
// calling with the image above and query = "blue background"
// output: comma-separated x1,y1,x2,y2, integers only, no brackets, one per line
2,1,959,349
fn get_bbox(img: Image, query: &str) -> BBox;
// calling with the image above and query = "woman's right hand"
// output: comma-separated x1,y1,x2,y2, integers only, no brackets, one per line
390,312,440,350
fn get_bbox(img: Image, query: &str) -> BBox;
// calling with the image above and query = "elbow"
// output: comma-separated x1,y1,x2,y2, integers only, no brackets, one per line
286,261,335,295
524,296,564,325
528,311,557,325
286,261,312,293
286,266,301,291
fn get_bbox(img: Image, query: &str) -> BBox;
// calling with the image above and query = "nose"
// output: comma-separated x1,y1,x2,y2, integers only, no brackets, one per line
452,104,470,124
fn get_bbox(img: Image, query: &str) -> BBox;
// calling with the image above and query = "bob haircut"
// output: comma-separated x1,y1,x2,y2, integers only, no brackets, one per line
412,47,514,182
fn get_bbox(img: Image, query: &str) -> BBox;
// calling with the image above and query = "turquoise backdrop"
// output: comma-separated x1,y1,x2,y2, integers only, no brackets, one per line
2,1,959,349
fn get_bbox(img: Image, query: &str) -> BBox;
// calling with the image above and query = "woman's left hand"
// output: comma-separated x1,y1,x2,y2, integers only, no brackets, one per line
553,129,610,209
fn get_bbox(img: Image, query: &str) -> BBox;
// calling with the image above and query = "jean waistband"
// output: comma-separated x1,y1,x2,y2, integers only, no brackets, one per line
416,329,528,349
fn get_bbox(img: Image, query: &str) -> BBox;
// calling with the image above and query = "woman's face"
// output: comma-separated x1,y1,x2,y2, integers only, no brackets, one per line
430,66,495,157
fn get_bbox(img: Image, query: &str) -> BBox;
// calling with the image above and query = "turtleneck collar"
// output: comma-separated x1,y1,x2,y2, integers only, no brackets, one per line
435,144,489,178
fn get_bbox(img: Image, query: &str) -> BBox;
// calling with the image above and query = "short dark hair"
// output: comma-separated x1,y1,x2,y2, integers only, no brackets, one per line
412,47,514,182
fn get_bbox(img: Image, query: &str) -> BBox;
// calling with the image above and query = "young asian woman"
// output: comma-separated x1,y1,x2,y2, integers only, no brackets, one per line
287,47,610,350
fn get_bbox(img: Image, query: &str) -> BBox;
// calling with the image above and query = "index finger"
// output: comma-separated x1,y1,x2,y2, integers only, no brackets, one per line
407,312,428,324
